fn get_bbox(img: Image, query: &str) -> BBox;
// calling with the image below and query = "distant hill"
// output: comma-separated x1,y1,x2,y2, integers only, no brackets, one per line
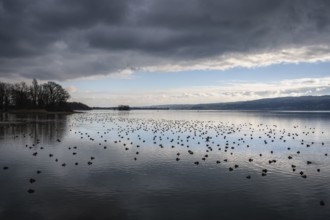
156,96,330,111
67,102,92,110
92,106,169,110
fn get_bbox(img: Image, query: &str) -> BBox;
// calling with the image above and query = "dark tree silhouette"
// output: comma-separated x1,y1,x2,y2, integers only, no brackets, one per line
41,81,70,110
0,82,11,111
30,78,39,108
11,82,31,109
0,79,71,112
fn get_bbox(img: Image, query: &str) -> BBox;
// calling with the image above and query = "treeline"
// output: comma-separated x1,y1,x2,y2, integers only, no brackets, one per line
0,79,70,112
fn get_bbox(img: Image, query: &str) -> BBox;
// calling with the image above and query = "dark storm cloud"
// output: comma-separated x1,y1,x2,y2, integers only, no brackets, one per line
0,0,330,80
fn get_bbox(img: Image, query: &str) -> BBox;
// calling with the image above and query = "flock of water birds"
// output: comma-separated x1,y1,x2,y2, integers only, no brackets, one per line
1,112,329,207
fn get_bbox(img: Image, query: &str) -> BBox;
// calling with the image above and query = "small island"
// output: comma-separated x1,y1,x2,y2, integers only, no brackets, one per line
117,105,130,111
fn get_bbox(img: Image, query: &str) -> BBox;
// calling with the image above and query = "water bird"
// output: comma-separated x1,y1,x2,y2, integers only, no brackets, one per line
27,189,35,194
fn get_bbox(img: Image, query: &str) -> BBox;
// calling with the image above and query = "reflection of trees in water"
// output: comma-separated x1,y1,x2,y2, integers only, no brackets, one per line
0,113,68,144
117,110,130,117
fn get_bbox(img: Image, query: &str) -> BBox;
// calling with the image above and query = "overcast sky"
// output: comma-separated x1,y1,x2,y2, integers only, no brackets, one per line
1,0,330,106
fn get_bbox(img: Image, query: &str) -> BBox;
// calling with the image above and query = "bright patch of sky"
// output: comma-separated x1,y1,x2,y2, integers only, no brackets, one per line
63,62,330,107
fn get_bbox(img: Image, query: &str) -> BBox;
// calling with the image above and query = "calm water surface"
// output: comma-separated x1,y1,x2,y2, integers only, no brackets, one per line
1,110,330,220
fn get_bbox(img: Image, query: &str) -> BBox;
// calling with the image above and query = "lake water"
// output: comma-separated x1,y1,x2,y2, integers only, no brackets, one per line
1,110,330,220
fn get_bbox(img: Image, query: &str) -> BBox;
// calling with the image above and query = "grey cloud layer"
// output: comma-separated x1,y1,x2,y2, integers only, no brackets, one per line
1,0,330,80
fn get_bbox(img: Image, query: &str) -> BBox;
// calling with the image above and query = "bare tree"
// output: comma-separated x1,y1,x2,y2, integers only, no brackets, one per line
0,82,5,111
11,82,31,109
29,78,39,108
42,81,70,109
0,82,11,111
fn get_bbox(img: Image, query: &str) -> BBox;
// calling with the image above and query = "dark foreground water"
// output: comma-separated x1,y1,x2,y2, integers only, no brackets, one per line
1,110,330,220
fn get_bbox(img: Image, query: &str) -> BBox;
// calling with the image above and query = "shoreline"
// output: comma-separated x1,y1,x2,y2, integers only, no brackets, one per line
1,109,75,114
